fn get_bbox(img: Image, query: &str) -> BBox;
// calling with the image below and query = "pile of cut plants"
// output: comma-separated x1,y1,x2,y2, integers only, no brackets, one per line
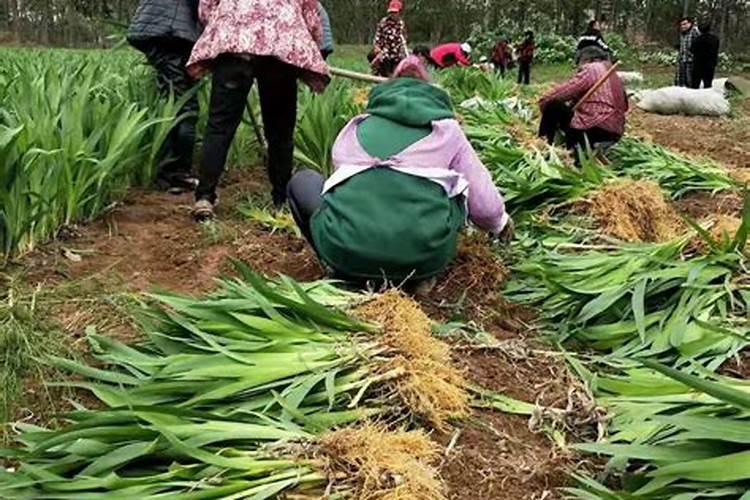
0,264,472,499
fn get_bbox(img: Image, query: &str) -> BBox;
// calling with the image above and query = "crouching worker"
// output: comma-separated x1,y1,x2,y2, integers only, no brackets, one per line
287,56,512,287
538,46,628,158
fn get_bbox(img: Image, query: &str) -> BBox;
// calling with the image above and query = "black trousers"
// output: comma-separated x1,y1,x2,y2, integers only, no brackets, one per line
494,62,507,77
143,39,199,186
518,61,531,85
196,54,298,205
287,169,325,244
691,64,716,89
539,100,621,157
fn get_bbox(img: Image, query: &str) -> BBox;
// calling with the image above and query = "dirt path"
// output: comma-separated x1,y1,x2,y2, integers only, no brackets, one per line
629,99,750,170
12,170,574,500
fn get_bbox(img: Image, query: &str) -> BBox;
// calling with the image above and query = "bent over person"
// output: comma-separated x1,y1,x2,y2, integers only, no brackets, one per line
128,0,203,194
538,47,628,158
187,0,330,221
287,56,512,287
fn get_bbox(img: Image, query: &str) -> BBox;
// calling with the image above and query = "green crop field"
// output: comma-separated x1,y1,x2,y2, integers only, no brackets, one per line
1,45,749,499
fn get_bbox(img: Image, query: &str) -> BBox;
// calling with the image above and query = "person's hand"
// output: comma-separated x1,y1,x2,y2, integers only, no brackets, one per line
496,219,515,245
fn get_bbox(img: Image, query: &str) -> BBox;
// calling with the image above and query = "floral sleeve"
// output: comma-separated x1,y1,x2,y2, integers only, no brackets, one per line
301,0,322,45
198,0,219,25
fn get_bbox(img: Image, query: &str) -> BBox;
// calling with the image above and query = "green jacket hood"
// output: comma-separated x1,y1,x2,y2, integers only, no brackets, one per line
366,78,454,127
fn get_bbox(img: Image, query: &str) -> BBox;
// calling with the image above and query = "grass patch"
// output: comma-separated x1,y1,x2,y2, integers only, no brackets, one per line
0,275,74,438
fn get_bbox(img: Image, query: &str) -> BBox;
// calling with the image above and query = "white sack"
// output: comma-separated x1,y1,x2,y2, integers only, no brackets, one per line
636,86,730,116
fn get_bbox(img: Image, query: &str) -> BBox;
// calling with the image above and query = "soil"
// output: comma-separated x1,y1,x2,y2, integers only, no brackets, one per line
436,329,593,500
673,190,744,220
628,99,750,170
21,178,323,298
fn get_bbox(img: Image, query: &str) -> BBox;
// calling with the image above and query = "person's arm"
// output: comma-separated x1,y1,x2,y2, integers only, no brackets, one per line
317,2,334,55
198,0,219,24
539,66,594,107
457,48,471,66
450,128,509,234
597,35,610,52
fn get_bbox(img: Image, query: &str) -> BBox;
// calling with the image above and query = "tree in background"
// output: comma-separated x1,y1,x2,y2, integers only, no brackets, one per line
0,0,747,54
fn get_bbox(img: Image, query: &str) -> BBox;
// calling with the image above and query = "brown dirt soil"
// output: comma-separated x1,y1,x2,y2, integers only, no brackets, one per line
721,352,750,380
628,99,750,170
436,335,591,500
582,179,685,242
673,190,744,220
21,184,323,298
422,233,534,334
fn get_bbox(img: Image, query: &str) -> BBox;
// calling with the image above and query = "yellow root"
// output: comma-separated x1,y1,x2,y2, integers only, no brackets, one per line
321,424,446,500
585,179,684,242
356,291,470,429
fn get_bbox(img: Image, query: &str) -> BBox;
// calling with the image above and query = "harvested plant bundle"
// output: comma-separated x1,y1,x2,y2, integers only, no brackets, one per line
486,143,611,214
509,239,749,362
568,362,750,499
0,269,463,498
611,138,737,198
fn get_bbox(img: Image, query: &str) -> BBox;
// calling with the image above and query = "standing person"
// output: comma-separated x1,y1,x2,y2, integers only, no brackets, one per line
576,20,611,64
372,0,408,77
286,56,512,287
430,42,472,69
187,0,329,221
538,47,628,159
675,17,701,87
516,31,535,85
127,0,203,194
318,2,334,60
491,38,513,77
691,22,720,89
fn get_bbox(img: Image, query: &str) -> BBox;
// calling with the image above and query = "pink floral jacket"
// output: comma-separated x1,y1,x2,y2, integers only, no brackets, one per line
188,0,330,91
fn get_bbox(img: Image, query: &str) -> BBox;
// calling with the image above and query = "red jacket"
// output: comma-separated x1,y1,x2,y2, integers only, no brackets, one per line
430,43,470,68
491,41,512,65
516,40,535,63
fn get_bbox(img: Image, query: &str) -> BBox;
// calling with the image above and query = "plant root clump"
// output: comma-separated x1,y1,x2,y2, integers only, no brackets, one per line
431,233,509,304
356,291,469,429
584,179,685,242
320,424,446,500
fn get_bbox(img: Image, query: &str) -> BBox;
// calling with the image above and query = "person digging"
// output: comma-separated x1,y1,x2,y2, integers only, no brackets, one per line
538,46,628,163
286,56,513,293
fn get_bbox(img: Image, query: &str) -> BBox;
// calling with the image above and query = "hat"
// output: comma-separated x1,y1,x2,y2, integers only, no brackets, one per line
388,0,403,13
461,42,472,54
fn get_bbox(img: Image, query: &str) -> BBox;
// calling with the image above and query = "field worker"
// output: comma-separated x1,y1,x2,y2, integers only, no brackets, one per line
286,56,512,288
490,38,513,77
318,2,334,60
538,46,628,159
675,16,701,87
430,42,473,69
516,30,535,85
412,45,439,68
576,20,611,64
691,22,720,89
127,0,203,195
187,0,329,221
372,0,408,77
